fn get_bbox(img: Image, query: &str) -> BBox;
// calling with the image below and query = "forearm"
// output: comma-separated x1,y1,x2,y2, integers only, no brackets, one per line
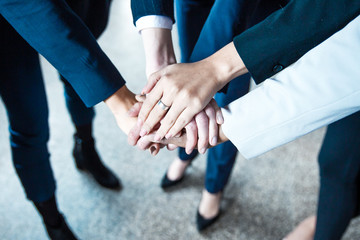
223,16,360,158
233,0,360,83
202,42,248,91
140,28,176,77
0,0,125,107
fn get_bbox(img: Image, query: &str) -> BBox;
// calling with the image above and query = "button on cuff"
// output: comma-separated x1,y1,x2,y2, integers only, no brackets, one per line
273,64,284,73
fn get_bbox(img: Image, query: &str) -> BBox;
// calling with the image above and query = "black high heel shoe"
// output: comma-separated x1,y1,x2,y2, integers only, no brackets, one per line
44,214,79,240
160,159,193,189
196,210,221,231
160,172,185,189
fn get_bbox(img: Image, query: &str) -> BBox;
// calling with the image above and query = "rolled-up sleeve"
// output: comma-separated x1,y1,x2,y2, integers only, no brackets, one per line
0,0,125,107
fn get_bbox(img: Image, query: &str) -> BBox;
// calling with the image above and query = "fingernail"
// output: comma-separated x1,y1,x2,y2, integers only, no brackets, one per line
140,128,147,137
154,134,162,142
211,136,217,146
217,114,224,123
150,146,156,155
200,148,207,154
165,133,172,139
137,118,143,127
127,109,134,115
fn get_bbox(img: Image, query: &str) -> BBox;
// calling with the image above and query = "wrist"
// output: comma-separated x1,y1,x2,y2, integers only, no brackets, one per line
141,28,176,76
104,86,137,135
206,42,248,90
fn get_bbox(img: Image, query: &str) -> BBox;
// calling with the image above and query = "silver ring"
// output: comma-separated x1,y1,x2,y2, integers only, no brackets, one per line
157,99,170,111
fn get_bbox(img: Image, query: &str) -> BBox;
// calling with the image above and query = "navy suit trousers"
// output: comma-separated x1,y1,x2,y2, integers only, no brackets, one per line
0,0,109,202
314,112,360,240
0,16,56,203
176,2,360,239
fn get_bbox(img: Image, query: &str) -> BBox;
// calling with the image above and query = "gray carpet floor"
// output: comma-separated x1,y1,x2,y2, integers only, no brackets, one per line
0,1,359,239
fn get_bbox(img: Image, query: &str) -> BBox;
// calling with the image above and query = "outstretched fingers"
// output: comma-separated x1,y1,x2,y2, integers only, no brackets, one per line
184,119,198,154
209,98,224,124
203,103,218,146
138,84,168,136
195,111,209,154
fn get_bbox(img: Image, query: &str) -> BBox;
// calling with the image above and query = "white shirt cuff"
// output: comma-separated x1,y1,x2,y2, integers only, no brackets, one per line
135,15,173,33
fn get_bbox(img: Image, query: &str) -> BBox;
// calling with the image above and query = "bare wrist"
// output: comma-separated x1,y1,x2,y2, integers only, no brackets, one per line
141,28,176,75
104,86,137,134
206,42,248,89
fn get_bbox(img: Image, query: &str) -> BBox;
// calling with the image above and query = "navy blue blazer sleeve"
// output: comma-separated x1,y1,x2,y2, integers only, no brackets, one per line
131,0,174,24
0,0,125,107
233,0,360,84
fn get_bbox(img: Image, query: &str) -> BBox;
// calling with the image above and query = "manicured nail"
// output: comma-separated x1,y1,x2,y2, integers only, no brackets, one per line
217,114,224,124
139,128,147,137
137,118,143,127
211,136,217,146
200,148,206,154
154,134,162,142
127,109,136,116
165,133,172,139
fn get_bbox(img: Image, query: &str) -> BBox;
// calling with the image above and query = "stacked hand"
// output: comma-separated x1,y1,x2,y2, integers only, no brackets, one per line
104,86,163,155
133,42,246,147
128,95,224,154
124,30,243,155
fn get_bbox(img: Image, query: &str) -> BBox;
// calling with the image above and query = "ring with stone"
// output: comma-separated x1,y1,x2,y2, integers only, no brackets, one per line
157,99,170,111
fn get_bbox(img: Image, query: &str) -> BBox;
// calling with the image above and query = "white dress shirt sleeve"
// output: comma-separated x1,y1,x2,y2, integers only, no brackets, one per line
135,15,173,33
221,16,360,159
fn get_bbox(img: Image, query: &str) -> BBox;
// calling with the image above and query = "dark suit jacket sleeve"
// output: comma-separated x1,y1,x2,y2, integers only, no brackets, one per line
0,0,125,107
233,0,360,84
131,0,174,24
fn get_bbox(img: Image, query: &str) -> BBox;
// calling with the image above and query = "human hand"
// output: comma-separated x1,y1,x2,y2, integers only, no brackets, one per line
140,118,229,151
137,42,247,142
103,86,161,154
104,86,138,135
128,96,224,155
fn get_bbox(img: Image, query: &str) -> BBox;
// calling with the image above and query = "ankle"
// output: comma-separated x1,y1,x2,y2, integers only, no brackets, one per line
198,190,221,219
34,195,62,227
75,124,93,141
284,216,316,240
167,158,191,181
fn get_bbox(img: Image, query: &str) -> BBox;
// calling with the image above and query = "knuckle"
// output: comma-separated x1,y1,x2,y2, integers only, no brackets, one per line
167,117,175,126
196,114,208,126
156,128,166,138
187,123,197,132
205,106,215,116
142,123,151,132
192,98,202,110
177,116,188,129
